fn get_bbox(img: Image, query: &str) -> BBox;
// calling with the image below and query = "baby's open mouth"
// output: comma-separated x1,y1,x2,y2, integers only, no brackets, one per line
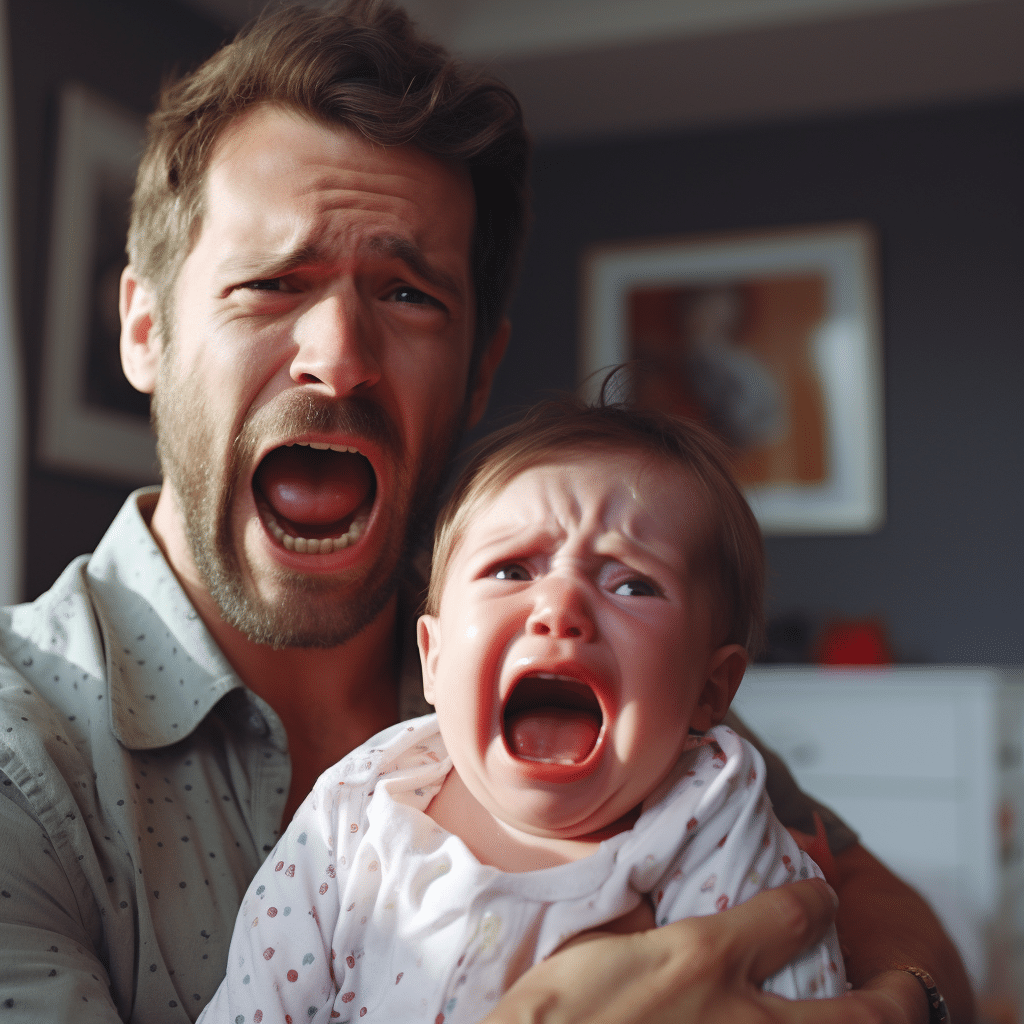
253,442,376,553
503,675,603,765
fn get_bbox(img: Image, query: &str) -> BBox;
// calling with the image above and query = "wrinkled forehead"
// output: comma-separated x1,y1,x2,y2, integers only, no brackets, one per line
458,449,712,560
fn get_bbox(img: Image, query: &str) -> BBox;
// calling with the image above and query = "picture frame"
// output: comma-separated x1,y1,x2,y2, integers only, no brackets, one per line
581,222,885,534
37,83,156,484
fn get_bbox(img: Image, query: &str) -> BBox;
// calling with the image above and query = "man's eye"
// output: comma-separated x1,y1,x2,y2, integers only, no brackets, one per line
390,286,442,308
613,579,658,597
493,564,530,581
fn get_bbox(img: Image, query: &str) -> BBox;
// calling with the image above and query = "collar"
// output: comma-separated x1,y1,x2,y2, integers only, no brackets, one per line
87,488,245,751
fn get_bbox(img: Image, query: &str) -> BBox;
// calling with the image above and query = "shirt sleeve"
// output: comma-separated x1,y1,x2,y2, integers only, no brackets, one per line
197,778,346,1024
0,773,124,1022
722,708,859,854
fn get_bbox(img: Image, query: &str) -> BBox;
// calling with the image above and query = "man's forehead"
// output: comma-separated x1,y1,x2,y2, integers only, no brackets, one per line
207,102,472,197
189,102,476,299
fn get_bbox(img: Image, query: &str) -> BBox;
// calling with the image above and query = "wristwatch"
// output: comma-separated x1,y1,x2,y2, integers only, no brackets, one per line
896,966,951,1024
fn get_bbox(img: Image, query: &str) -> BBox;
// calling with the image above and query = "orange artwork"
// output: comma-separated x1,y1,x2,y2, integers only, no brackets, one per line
628,275,829,490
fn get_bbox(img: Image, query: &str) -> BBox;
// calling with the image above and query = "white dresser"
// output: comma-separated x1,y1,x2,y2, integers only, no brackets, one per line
732,665,1024,1006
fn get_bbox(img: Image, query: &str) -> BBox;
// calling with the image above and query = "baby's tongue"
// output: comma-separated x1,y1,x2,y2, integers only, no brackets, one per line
255,447,373,529
506,708,600,765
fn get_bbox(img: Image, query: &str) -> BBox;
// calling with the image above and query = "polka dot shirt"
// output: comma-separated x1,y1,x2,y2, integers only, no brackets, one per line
0,490,291,1022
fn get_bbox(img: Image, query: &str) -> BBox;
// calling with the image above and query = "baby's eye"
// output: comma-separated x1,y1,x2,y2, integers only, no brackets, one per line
613,579,658,597
239,278,289,291
492,563,530,581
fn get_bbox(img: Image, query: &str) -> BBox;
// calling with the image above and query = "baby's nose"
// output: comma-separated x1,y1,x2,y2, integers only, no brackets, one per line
526,578,595,640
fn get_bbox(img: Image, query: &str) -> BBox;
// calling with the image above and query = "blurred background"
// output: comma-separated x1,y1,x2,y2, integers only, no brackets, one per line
3,0,1022,664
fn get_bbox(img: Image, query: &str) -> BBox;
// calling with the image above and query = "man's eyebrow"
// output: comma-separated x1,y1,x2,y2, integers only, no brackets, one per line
362,235,462,298
217,244,321,283
216,235,464,298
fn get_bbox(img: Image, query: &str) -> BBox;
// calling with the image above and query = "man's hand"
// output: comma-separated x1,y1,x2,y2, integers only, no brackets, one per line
483,878,873,1024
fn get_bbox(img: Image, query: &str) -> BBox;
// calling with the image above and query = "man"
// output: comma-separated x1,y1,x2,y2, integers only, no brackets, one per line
0,2,971,1022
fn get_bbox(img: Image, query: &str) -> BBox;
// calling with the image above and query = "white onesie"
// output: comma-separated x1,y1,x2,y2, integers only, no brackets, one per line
198,716,845,1023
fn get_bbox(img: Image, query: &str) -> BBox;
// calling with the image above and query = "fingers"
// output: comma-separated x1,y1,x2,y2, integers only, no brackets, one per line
739,879,839,983
658,878,837,986
756,988,912,1024
485,880,842,1024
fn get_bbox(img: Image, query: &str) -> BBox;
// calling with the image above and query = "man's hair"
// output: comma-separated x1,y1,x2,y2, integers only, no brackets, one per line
128,0,530,357
425,398,766,654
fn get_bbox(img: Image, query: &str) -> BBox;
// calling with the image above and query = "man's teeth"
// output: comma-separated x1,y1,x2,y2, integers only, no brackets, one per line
287,441,362,454
264,513,364,554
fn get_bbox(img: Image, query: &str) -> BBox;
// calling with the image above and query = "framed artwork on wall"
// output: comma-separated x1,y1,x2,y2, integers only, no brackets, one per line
581,222,885,534
37,83,156,484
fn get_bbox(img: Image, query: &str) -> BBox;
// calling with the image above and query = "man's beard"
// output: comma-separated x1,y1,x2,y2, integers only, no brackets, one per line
152,358,463,650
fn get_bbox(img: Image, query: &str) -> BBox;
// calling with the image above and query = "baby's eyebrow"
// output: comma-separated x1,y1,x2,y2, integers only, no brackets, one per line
468,531,534,560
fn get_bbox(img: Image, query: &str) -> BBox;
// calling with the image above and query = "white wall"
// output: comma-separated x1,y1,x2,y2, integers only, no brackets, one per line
0,0,25,603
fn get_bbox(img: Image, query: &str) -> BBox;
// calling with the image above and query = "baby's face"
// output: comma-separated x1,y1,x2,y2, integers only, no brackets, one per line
417,451,746,842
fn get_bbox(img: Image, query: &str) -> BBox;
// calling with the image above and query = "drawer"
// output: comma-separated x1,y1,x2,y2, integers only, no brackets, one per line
733,678,978,781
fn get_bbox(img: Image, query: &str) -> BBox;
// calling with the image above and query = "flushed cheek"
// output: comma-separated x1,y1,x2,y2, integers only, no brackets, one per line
610,695,684,766
436,673,495,762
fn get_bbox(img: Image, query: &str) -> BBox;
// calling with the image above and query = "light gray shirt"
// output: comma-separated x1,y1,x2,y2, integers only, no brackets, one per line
0,489,289,1021
0,489,854,1023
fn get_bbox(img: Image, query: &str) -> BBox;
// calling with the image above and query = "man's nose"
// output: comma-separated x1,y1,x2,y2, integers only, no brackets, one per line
525,576,596,641
289,287,382,396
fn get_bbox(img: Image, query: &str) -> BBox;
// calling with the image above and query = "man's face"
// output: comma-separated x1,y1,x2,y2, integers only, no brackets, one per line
418,452,744,841
146,104,483,647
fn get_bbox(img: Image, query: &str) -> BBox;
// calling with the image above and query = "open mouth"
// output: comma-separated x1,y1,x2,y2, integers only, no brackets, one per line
252,441,376,554
503,675,604,765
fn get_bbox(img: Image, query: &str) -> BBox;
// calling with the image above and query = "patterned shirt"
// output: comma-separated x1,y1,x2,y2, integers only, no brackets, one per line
0,489,289,1021
0,490,854,1023
196,719,843,1024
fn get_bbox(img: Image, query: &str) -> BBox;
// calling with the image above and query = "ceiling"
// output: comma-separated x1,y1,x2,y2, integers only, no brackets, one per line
182,0,1024,140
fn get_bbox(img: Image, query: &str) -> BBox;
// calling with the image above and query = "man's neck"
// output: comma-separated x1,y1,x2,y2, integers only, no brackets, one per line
219,596,402,824
146,485,403,823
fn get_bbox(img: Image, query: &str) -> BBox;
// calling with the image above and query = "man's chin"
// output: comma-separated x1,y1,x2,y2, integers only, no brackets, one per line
192,514,402,649
208,571,400,650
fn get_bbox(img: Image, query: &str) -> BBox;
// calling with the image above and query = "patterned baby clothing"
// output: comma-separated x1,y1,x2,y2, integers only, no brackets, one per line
197,716,845,1023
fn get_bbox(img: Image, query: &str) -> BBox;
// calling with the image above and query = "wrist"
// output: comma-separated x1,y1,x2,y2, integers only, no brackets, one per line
894,966,951,1024
859,969,933,1024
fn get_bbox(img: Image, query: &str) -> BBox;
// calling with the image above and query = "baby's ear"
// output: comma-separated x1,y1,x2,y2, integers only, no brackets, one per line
690,645,748,733
417,615,442,705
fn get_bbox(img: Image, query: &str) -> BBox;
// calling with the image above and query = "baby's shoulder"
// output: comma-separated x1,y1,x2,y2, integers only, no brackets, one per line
307,713,446,808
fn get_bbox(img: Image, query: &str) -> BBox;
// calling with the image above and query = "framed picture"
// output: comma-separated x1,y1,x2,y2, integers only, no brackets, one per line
37,84,156,484
581,223,885,534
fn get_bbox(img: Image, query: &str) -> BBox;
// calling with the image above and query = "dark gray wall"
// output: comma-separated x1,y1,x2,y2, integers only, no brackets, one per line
11,5,1023,663
483,98,1024,664
9,0,226,600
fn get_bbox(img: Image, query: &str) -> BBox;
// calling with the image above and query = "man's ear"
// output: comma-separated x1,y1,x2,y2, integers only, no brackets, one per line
465,319,510,429
689,644,748,733
417,614,442,705
120,266,163,395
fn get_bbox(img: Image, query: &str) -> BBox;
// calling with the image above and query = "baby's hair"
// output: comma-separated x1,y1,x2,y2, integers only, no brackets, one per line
426,395,765,654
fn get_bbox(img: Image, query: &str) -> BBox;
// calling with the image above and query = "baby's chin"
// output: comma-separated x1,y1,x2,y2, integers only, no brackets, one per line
487,783,641,846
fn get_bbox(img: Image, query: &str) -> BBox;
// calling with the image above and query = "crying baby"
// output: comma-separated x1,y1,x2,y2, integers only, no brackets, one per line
197,399,845,1024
